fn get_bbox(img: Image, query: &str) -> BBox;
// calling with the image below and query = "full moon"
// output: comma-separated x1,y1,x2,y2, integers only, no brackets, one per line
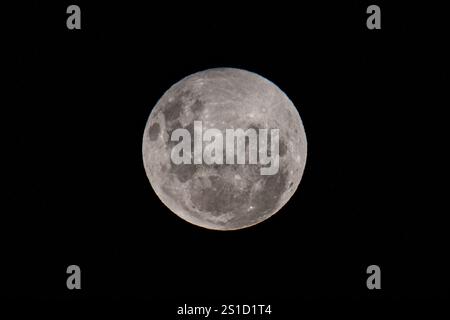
142,68,307,230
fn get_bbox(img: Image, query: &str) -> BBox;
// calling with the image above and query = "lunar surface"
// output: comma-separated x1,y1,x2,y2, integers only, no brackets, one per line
142,68,307,230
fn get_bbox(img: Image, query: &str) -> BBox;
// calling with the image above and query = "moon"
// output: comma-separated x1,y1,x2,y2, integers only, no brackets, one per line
142,68,307,230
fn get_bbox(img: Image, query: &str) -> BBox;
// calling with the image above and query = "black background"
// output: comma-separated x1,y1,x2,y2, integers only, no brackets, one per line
4,0,449,317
